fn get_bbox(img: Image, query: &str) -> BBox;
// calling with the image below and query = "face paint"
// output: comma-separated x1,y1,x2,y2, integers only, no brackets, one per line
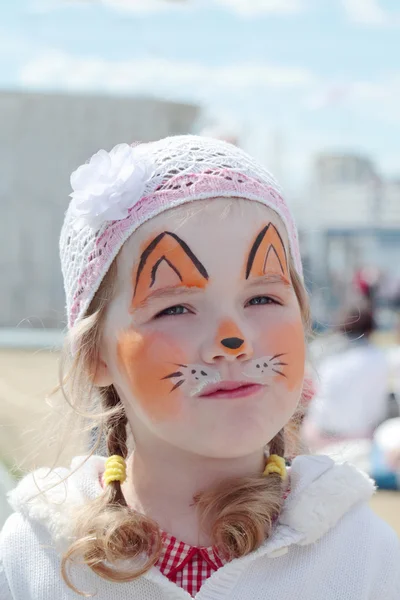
242,353,288,380
216,319,249,356
238,224,303,390
162,364,221,397
118,330,222,408
245,223,289,281
268,320,305,391
131,231,209,310
117,329,187,422
241,320,304,392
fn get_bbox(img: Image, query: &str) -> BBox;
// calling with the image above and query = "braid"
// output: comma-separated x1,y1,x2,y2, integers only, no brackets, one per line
195,429,287,558
265,428,285,519
269,428,285,458
102,385,128,507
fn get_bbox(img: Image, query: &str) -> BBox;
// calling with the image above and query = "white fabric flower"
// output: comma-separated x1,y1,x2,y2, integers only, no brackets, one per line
69,143,152,230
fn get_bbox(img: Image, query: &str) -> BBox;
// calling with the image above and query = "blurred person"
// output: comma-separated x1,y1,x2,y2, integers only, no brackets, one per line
387,312,400,407
1,137,399,599
353,266,381,310
303,304,389,451
370,418,400,491
319,417,400,492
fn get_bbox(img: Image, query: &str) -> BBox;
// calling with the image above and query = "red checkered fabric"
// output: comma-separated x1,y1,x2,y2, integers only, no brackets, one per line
99,467,290,596
157,483,291,595
157,532,226,596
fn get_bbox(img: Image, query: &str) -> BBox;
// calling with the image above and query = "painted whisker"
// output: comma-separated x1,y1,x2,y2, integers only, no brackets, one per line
162,371,183,380
170,380,185,392
272,369,287,378
270,352,287,361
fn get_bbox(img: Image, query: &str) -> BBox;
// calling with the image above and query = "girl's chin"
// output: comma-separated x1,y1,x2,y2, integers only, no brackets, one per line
178,427,275,459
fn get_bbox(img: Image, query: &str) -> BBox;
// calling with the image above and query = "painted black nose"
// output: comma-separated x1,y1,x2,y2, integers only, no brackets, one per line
221,337,244,350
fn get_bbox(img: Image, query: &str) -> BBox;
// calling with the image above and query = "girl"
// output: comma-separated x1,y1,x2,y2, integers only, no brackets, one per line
0,136,399,599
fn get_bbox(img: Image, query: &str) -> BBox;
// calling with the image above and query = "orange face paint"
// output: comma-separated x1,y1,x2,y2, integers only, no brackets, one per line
117,329,186,422
241,317,304,393
265,319,305,391
245,223,289,280
216,319,251,356
131,231,209,310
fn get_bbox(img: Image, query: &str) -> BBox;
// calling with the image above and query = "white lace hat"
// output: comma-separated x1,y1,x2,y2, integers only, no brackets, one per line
60,135,302,329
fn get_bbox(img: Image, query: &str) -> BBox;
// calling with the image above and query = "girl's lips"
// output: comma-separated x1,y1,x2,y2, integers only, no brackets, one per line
199,381,264,399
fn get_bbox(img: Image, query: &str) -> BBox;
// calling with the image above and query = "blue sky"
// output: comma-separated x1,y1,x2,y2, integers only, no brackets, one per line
2,0,400,190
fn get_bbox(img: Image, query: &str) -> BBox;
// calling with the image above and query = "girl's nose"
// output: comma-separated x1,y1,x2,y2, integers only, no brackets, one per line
221,337,244,350
200,320,254,364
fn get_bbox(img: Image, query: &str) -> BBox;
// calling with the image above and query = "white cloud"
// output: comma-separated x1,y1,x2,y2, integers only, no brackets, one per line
305,83,352,110
341,0,400,26
33,0,305,15
350,77,400,123
18,52,315,98
100,0,191,12
30,0,193,14
214,0,305,16
305,75,400,124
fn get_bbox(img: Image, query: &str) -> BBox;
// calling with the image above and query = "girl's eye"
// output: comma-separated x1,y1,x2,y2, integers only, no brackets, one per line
246,296,279,307
155,305,189,318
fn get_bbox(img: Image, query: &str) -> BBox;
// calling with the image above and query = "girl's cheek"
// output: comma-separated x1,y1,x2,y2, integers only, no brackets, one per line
260,316,305,392
117,329,187,422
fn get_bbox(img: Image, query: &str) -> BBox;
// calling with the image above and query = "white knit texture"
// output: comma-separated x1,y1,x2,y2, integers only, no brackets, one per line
60,135,301,328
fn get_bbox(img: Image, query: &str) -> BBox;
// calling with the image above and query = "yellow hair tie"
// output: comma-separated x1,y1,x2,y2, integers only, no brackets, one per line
263,454,287,479
104,455,127,485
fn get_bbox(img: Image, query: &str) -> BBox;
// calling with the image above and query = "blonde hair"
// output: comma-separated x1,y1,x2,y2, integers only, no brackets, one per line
58,250,310,593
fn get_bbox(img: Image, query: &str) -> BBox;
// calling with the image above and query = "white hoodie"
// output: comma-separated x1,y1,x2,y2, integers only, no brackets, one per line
0,454,399,600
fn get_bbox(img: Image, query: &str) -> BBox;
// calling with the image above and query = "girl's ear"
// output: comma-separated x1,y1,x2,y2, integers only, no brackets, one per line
91,356,114,387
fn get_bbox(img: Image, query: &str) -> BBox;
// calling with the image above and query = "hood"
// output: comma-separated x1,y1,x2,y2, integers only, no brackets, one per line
279,454,375,545
8,454,375,551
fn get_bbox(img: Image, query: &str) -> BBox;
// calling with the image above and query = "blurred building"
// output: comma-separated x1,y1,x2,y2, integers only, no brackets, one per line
311,153,381,227
0,90,199,329
383,180,400,224
305,153,400,322
315,153,376,186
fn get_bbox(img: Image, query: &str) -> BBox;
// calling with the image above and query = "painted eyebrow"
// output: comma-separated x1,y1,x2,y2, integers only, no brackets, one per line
134,231,209,296
246,273,292,287
133,285,203,310
245,223,288,279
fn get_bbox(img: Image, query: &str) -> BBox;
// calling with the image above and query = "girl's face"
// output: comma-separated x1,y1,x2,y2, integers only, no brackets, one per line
100,199,305,458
